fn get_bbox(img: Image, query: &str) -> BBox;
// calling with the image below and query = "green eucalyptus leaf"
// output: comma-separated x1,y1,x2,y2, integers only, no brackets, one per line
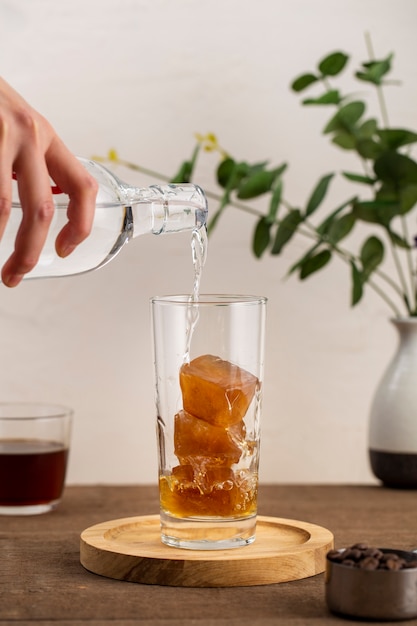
316,197,356,235
267,180,283,223
376,182,398,203
305,173,334,216
318,51,349,76
360,235,384,279
342,172,376,185
324,101,366,134
277,163,288,177
356,54,393,85
287,243,321,276
171,160,193,183
352,202,380,224
355,71,370,83
271,209,303,254
171,143,200,183
217,158,237,189
303,90,341,105
300,249,332,279
400,184,417,213
217,159,261,192
362,54,393,70
377,129,417,150
246,161,270,173
358,118,378,138
253,217,272,258
350,261,363,306
332,132,356,150
237,169,278,200
291,73,319,92
387,229,411,249
267,162,288,179
356,138,383,160
374,152,417,185
326,213,355,244
235,161,256,187
353,199,399,225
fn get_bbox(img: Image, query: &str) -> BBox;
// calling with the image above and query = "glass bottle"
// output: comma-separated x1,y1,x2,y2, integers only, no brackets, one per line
3,158,208,280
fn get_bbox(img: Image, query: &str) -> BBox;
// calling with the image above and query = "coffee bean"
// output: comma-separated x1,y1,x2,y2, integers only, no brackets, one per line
381,552,401,562
327,544,416,571
343,548,362,561
363,547,380,558
371,549,384,560
327,549,344,562
359,556,379,570
385,558,404,571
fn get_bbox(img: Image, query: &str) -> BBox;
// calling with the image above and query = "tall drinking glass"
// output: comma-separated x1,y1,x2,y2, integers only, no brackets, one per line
151,294,266,550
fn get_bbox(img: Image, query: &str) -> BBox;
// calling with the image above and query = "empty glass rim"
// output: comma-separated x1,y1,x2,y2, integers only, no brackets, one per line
0,402,73,420
151,294,267,306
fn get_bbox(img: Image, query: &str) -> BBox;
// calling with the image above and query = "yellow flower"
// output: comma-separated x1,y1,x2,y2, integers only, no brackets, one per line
194,132,228,157
107,149,119,162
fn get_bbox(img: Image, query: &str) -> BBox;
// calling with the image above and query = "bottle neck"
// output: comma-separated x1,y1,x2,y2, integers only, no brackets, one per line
128,183,208,239
75,159,208,239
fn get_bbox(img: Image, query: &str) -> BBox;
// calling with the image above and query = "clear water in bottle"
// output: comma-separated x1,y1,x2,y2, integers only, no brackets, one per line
3,158,208,281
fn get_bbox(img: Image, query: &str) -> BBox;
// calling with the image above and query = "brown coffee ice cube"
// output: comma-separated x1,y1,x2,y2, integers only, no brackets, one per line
179,354,259,427
174,409,246,465
172,463,235,493
161,464,257,517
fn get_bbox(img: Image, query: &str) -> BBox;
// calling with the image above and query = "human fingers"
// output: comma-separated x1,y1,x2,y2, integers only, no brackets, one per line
0,96,18,243
1,156,55,287
46,139,98,258
0,156,13,244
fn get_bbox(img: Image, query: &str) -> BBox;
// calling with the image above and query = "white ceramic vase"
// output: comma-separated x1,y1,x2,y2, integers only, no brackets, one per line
369,317,417,488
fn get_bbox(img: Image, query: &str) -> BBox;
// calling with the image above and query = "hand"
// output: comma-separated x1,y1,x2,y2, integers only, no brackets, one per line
0,77,98,287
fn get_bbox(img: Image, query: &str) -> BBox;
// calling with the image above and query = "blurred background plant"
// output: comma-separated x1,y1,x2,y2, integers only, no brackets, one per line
96,39,417,318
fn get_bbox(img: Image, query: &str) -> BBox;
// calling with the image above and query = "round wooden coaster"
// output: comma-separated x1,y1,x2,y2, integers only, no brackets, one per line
80,515,333,587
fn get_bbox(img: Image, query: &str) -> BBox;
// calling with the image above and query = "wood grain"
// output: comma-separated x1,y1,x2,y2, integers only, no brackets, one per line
3,485,417,623
80,514,334,587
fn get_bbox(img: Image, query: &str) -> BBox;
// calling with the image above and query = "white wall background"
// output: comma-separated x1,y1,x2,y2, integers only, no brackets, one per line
0,0,415,485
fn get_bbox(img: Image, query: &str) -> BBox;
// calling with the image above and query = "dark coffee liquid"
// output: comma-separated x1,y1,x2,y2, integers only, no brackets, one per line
0,439,69,505
369,449,417,488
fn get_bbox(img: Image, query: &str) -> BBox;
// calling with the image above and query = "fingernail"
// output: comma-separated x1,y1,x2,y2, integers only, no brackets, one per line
3,273,23,288
57,244,76,258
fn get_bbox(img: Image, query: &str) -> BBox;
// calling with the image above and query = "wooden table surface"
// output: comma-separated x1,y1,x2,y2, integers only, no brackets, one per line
1,484,417,625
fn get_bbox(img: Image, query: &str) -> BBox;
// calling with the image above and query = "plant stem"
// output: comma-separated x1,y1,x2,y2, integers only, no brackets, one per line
367,277,402,316
364,31,415,313
364,32,390,127
93,154,264,214
301,216,407,302
97,152,409,315
335,243,405,299
328,244,402,315
92,155,174,184
388,239,412,311
400,215,417,310
229,187,407,310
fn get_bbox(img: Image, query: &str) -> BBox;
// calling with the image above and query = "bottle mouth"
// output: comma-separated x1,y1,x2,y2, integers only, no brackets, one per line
192,185,208,229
